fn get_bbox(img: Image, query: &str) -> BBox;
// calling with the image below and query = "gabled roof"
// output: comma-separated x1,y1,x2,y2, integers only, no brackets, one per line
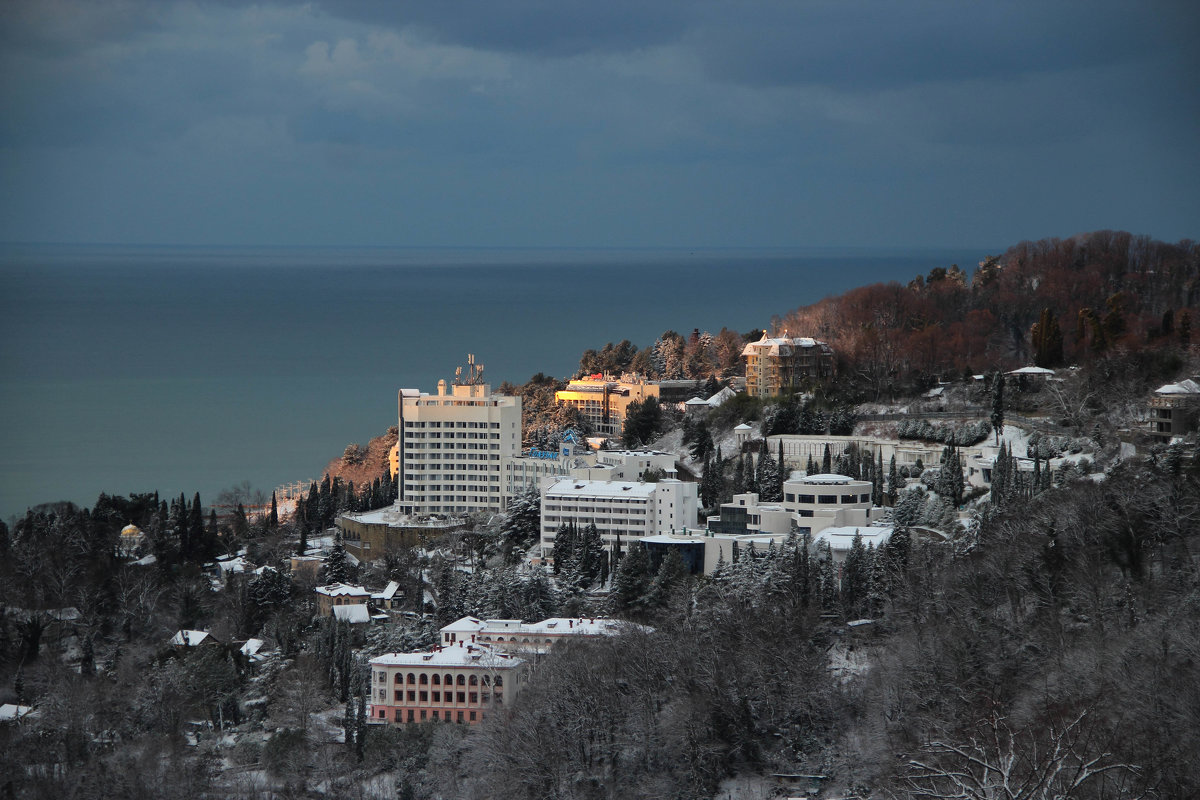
442,615,487,634
373,580,401,600
1007,366,1055,375
170,630,215,647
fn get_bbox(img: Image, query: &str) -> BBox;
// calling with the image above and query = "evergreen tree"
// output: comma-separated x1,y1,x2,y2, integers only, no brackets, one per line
841,531,868,617
887,455,899,505
732,452,747,495
1031,307,1064,368
608,542,653,616
691,419,714,463
269,491,279,528
188,492,207,560
500,487,541,563
991,371,1005,445
822,443,832,474
645,548,689,609
776,440,787,500
323,532,353,584
551,522,576,575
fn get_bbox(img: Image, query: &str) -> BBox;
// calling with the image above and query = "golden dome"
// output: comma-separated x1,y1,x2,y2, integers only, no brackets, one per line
121,524,143,538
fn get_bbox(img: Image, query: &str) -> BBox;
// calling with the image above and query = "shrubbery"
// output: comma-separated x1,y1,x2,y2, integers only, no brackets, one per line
897,418,991,446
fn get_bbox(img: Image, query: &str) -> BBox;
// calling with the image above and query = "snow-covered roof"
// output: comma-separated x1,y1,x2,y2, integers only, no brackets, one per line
315,583,369,597
640,534,707,544
1155,378,1200,395
0,704,35,722
132,554,157,566
814,526,894,551
797,473,859,485
170,630,214,647
332,604,371,624
685,396,709,406
923,386,945,398
442,615,487,634
734,422,753,430
373,580,400,600
240,638,265,659
1007,366,1055,375
741,331,827,357
369,642,525,669
545,479,658,500
216,556,249,574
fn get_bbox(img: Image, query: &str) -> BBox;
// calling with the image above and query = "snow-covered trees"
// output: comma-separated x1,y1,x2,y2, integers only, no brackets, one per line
499,487,540,563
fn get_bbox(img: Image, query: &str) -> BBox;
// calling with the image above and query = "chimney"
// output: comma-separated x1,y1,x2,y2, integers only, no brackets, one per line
471,634,475,642
459,640,463,647
569,620,573,628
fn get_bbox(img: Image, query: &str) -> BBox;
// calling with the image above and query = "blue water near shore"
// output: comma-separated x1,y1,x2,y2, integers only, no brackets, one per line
0,243,989,518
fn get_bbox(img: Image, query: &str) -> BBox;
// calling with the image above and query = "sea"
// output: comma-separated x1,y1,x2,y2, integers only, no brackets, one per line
0,243,991,519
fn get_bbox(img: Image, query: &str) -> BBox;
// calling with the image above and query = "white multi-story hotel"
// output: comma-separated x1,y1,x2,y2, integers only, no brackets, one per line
539,477,699,559
397,380,521,517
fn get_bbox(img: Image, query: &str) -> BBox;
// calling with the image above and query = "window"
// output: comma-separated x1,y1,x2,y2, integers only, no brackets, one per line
408,690,415,702
394,673,403,684
468,675,478,686
444,674,454,685
457,675,466,686
420,710,427,720
419,673,428,685
818,494,837,504
457,711,465,723
457,692,465,703
419,691,428,702
407,709,414,722
469,692,478,704
470,711,477,722
395,690,403,702
377,672,386,684
379,709,386,719
407,673,416,685
494,675,503,687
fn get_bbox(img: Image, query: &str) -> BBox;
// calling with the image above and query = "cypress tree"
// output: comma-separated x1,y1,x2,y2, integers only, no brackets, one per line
991,371,1005,445
269,491,279,528
887,455,899,505
822,443,832,474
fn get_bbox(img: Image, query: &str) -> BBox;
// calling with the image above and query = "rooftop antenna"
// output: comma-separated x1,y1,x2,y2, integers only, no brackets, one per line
453,353,486,385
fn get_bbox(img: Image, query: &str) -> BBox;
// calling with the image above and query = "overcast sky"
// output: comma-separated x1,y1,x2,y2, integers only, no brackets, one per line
1,0,1197,248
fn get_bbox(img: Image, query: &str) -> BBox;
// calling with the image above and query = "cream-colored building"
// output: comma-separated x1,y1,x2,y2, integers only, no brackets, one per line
368,642,526,726
397,381,521,517
742,331,834,397
555,377,660,437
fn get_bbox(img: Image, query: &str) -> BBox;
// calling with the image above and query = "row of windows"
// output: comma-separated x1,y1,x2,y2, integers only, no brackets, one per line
377,671,504,687
405,421,503,428
385,708,478,723
786,493,869,504
384,689,493,705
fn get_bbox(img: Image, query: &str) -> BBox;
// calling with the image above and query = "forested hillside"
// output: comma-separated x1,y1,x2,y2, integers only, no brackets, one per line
782,231,1198,397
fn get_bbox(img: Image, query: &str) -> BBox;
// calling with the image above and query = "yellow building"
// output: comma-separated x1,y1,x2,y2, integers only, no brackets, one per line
555,376,660,437
742,331,833,397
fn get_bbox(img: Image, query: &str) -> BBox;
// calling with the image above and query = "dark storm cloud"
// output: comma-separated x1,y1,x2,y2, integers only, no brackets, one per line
0,0,1196,247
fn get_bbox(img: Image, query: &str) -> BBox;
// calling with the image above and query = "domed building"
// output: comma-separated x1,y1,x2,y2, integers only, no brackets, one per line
118,523,145,557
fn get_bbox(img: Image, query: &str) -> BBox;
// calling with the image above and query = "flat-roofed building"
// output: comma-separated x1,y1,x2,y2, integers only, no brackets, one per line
540,477,699,560
397,380,521,517
555,377,660,438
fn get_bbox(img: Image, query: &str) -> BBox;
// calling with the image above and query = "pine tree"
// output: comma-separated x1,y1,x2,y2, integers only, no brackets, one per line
269,491,279,528
323,532,353,584
188,492,206,560
777,440,787,500
822,443,832,474
732,452,746,495
551,522,576,575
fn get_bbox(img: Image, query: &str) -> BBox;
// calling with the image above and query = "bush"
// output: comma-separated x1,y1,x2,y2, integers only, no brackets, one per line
262,728,309,777
897,419,991,447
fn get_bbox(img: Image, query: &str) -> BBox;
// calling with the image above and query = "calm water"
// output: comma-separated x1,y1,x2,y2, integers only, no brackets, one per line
0,244,989,518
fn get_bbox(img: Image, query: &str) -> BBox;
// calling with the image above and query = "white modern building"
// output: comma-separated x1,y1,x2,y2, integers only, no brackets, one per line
539,477,699,559
397,380,522,517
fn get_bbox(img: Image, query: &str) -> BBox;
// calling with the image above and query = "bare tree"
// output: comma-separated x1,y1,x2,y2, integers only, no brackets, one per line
902,710,1144,800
